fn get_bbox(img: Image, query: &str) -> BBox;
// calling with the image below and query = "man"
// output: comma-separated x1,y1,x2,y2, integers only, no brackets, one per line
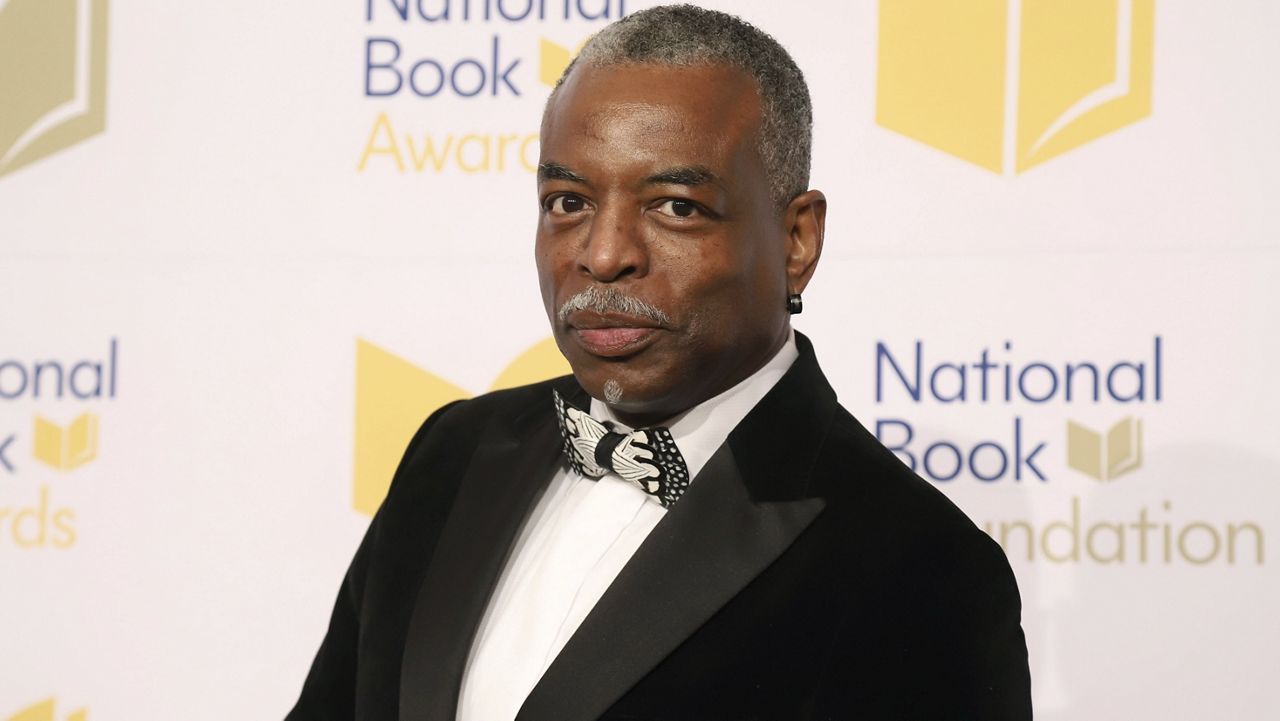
288,5,1031,720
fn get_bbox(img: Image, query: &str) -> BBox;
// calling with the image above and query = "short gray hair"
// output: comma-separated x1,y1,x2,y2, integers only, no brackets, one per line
549,4,813,208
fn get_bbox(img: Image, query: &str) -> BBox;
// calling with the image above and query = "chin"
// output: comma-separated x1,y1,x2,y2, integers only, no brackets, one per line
557,332,688,414
570,361,664,409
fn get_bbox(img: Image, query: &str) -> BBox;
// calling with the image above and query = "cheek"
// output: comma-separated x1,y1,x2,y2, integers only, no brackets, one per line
684,237,763,294
673,242,783,331
664,251,749,327
536,222,587,274
534,236,564,309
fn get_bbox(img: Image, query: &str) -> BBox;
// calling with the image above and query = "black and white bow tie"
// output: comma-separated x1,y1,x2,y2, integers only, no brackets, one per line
553,390,691,508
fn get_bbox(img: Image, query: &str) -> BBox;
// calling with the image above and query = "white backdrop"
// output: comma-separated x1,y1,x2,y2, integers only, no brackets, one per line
2,1,1278,719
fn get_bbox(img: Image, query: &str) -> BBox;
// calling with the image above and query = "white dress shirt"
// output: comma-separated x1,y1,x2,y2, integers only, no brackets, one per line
455,330,799,721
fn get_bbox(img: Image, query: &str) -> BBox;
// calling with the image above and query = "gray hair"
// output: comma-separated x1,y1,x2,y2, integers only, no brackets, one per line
549,4,813,209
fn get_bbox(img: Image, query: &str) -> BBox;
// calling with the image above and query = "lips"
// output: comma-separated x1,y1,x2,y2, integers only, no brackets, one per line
567,312,662,357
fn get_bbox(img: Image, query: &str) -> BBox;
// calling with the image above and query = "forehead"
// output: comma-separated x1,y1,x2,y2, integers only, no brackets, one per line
540,63,764,179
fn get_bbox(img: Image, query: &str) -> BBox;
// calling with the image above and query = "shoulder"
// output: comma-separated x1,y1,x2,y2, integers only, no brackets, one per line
811,405,1031,719
808,403,1026,657
812,403,1009,578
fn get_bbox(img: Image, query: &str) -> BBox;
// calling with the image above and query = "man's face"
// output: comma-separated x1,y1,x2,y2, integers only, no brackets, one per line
536,63,795,425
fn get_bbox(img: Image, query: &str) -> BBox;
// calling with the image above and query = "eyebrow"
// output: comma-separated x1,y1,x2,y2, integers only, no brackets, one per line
645,165,718,187
537,162,720,188
538,162,587,183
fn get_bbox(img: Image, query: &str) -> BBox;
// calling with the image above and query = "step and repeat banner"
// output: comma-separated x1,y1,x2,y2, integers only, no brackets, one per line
2,1,1277,719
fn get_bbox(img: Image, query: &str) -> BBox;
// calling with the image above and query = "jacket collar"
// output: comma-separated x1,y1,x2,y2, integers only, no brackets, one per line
729,330,839,502
400,332,836,721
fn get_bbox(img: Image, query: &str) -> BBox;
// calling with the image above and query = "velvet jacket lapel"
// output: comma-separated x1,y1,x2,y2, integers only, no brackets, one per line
517,334,837,721
398,377,587,721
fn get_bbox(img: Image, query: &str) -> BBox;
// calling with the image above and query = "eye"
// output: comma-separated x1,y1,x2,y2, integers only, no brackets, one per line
654,199,700,218
545,194,588,215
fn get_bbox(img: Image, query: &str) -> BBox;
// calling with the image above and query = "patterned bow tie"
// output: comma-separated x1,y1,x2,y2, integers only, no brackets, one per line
553,390,691,508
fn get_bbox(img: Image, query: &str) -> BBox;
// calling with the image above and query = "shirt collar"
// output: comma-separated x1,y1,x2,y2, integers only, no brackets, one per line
590,328,798,482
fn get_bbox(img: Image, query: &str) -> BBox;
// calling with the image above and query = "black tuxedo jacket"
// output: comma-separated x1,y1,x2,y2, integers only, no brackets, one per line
287,334,1031,720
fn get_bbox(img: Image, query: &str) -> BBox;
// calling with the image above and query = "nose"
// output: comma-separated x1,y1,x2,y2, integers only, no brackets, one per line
578,204,648,282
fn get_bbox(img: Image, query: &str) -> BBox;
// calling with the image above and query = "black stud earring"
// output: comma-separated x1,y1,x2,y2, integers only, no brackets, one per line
786,293,803,315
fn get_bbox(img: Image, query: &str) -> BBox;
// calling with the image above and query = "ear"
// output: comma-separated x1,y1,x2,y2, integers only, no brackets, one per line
782,189,826,295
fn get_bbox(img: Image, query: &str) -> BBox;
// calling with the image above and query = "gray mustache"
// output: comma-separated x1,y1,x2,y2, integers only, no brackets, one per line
557,286,672,326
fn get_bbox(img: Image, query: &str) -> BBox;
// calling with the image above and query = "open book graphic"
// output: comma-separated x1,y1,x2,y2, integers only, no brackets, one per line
353,338,569,516
1067,417,1142,482
0,0,108,178
539,37,586,88
1013,0,1155,172
4,698,87,721
33,412,99,471
876,0,1154,173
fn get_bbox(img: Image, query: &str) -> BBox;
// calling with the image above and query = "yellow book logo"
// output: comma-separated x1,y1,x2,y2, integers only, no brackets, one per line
539,37,587,88
876,0,1154,173
4,698,87,721
353,337,571,515
1067,417,1142,481
0,0,109,178
33,412,100,470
